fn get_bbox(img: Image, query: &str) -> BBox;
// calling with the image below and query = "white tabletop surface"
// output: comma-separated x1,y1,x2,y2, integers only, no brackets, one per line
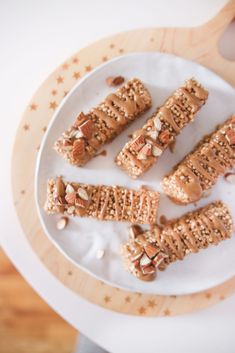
1,1,235,352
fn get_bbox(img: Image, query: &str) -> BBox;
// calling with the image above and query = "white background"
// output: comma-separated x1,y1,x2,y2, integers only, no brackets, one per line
1,1,235,352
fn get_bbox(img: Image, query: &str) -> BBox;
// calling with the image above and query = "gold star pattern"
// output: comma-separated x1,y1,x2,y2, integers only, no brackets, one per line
138,306,146,315
56,76,64,84
73,71,81,80
150,37,154,42
62,63,69,70
29,103,37,111
68,271,73,276
63,90,69,97
104,295,111,303
42,126,47,133
72,57,79,64
119,48,124,53
148,299,157,308
163,309,171,316
102,56,108,62
110,43,115,49
23,124,30,131
85,65,92,72
51,89,57,96
205,292,212,299
136,292,142,297
36,145,40,151
20,190,25,195
49,101,58,110
125,296,131,303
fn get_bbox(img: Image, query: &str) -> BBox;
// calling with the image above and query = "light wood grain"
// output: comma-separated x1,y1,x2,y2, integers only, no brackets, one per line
0,250,77,353
11,0,235,316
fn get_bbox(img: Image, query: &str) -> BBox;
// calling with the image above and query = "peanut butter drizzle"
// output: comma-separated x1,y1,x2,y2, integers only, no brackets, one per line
146,195,151,223
93,108,119,130
113,187,120,221
178,88,202,108
162,211,228,260
99,189,110,220
106,92,143,123
175,165,203,201
187,83,208,100
124,149,144,169
158,107,180,133
129,190,135,223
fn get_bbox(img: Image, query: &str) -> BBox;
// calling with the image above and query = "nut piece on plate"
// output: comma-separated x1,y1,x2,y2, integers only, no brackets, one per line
44,177,159,225
96,249,105,259
121,201,234,281
106,76,125,87
224,172,235,184
56,216,68,230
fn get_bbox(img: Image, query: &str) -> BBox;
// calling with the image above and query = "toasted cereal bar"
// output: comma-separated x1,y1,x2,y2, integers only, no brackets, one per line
116,78,208,178
162,115,235,205
122,201,233,281
54,78,152,167
45,177,159,224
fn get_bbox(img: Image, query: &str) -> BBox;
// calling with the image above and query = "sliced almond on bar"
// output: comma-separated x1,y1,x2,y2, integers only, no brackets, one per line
65,192,76,204
159,130,171,144
152,145,162,157
75,197,88,209
153,116,162,131
72,139,85,160
142,264,156,275
139,143,152,156
225,129,235,146
73,112,88,128
55,176,65,197
79,119,93,139
130,135,145,152
129,225,143,239
66,184,75,194
140,253,152,267
77,187,89,201
144,244,159,259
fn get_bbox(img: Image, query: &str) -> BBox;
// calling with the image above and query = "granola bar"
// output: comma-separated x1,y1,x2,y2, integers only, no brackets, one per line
162,115,235,204
54,78,152,167
122,201,233,281
44,177,159,224
116,78,208,178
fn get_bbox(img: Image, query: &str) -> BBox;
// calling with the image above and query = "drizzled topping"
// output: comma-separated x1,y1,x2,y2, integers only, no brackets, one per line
122,201,233,281
163,115,235,204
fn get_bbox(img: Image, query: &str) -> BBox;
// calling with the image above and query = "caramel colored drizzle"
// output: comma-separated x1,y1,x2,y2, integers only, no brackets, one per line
158,107,180,133
99,189,110,220
113,187,120,221
162,210,229,260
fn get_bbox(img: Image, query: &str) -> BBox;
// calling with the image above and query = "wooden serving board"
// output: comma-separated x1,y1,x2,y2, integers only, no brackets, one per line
12,0,235,316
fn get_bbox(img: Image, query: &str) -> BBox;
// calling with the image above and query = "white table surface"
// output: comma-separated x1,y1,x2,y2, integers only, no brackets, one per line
1,1,235,352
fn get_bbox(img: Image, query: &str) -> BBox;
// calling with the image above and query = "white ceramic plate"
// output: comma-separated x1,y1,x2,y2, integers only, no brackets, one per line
35,52,235,295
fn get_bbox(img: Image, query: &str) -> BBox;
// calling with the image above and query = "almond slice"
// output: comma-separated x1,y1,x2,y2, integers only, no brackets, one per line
75,197,88,209
96,249,105,259
142,264,156,275
144,244,159,259
56,216,68,230
73,112,88,128
153,116,162,131
72,139,85,160
139,143,152,156
140,253,152,267
129,225,143,239
152,145,162,157
66,184,75,194
152,252,167,267
65,192,76,204
79,119,93,139
224,172,235,184
225,129,235,146
130,135,145,152
159,130,171,144
67,206,75,214
106,76,125,87
55,177,65,197
77,187,89,201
